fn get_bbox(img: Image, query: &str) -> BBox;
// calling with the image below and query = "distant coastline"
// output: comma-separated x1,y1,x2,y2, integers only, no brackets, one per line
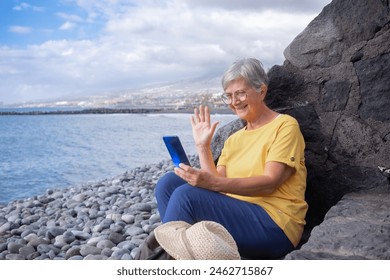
0,106,233,116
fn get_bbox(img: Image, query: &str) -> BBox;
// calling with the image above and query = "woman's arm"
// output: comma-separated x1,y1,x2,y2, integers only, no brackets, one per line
175,161,294,196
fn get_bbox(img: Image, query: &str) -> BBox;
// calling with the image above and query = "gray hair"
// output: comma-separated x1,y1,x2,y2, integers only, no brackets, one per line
221,58,269,92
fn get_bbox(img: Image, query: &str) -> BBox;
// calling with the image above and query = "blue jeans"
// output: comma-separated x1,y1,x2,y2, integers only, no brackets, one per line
155,172,294,259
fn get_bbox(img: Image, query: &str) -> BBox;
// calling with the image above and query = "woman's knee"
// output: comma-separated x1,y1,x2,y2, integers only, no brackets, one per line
156,172,177,186
168,184,216,213
163,184,208,223
171,184,205,201
156,172,181,194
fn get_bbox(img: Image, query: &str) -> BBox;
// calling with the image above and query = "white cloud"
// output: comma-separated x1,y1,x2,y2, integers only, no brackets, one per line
56,12,84,23
101,3,319,70
13,2,31,11
13,2,44,12
59,21,77,31
0,0,332,104
8,25,32,34
182,0,329,13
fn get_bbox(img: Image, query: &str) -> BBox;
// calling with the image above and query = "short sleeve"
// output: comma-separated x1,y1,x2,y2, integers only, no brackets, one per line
266,121,305,169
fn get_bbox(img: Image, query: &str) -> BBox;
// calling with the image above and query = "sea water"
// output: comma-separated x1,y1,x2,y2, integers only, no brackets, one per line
0,112,236,204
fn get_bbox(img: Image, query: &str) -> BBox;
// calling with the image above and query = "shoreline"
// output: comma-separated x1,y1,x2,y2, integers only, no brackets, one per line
0,106,233,116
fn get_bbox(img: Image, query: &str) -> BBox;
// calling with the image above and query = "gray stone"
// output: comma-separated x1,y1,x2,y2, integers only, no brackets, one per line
7,242,24,254
68,255,83,260
96,239,115,249
111,248,131,259
84,254,108,260
71,230,91,240
130,203,152,212
125,225,144,236
47,227,67,239
65,246,81,259
80,245,102,256
285,192,390,260
19,245,36,257
62,231,76,244
108,231,125,244
37,244,61,255
53,235,67,248
27,238,50,248
109,223,124,233
321,79,350,112
5,254,25,260
101,247,112,257
148,214,161,225
22,214,40,224
0,242,7,253
26,252,40,260
0,222,11,234
355,53,390,122
284,0,389,69
121,214,135,224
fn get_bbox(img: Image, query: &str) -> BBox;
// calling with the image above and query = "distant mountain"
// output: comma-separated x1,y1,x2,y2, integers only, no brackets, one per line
7,74,224,110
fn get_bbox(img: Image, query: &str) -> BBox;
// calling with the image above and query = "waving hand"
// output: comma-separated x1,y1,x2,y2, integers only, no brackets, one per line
191,105,219,148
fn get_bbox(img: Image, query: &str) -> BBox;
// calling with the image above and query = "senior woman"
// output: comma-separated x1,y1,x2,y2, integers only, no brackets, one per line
155,58,308,259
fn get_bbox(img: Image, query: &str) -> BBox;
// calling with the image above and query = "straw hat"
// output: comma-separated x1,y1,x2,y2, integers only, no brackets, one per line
154,221,240,260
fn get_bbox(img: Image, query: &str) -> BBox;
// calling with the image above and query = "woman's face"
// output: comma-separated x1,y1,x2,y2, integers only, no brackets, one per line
225,77,265,121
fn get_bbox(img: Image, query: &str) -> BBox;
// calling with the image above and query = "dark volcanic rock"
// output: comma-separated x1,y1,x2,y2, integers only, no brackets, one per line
285,192,390,260
272,0,390,226
355,52,390,122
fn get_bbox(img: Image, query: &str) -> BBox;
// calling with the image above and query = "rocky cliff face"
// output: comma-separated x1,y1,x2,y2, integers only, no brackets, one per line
211,0,390,257
272,0,390,227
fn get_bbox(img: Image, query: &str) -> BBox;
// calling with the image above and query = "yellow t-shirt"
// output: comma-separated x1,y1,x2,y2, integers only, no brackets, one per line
217,114,308,247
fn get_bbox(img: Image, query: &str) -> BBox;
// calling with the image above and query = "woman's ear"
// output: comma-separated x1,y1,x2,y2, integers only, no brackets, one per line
258,83,268,102
260,83,268,95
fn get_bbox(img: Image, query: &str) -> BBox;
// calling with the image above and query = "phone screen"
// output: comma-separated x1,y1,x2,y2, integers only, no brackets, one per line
163,136,191,167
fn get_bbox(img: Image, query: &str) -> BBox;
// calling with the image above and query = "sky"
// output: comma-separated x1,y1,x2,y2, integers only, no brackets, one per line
0,0,332,105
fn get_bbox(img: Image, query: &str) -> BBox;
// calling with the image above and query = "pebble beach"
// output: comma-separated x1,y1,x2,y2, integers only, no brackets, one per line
0,156,199,260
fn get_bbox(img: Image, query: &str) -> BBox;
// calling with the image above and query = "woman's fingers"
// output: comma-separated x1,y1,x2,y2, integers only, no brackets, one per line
204,105,210,124
199,105,205,122
193,107,200,124
193,105,210,124
174,164,196,185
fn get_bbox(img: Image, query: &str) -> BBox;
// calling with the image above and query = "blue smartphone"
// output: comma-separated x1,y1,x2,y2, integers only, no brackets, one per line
163,136,191,167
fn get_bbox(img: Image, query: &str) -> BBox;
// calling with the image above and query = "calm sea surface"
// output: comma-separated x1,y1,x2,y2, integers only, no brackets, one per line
0,111,236,204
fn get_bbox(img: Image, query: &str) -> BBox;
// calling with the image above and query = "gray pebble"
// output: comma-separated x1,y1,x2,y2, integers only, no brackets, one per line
8,242,24,254
0,222,11,234
80,245,102,256
6,253,25,260
63,231,76,244
65,246,81,259
121,214,135,224
96,239,115,249
19,245,36,257
0,159,180,260
71,230,91,240
130,203,152,212
125,225,144,236
84,254,108,260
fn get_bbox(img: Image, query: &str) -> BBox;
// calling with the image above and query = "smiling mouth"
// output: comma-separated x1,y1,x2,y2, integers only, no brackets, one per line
233,104,248,111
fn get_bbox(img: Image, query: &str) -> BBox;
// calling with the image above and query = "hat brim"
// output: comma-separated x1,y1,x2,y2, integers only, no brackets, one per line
154,221,194,260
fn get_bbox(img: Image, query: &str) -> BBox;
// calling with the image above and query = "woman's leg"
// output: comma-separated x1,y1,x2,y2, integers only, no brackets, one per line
155,172,187,220
158,176,294,259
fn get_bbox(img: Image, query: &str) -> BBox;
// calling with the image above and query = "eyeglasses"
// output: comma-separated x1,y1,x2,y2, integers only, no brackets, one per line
221,91,247,105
